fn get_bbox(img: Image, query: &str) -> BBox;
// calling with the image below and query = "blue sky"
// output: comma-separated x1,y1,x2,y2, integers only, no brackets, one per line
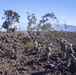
0,0,76,31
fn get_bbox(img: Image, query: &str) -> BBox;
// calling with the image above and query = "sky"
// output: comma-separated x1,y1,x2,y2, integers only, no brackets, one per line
0,0,76,31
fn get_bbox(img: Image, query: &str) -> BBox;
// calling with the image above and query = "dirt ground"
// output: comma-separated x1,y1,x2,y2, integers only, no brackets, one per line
0,32,76,75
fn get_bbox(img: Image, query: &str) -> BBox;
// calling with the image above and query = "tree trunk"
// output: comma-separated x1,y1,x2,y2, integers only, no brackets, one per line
7,26,10,32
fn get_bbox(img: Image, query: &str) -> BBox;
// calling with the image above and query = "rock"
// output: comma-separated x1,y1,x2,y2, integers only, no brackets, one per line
0,32,76,75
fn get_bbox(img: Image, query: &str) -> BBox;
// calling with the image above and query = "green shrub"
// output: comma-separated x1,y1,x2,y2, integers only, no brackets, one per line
24,36,34,52
24,42,34,52
23,36,32,44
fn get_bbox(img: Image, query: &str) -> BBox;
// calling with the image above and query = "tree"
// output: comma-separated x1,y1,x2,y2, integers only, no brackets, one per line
41,13,59,30
27,12,58,43
2,10,20,32
41,23,52,32
27,12,37,43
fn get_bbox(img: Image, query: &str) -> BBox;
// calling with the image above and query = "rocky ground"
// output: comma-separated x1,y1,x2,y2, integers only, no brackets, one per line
0,32,76,75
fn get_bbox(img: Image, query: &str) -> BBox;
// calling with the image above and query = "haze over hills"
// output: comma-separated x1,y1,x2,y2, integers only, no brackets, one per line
19,24,76,32
52,24,76,32
0,24,76,32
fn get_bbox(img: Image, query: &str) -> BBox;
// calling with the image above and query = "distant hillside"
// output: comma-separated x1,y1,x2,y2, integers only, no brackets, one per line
52,24,76,32
22,24,76,32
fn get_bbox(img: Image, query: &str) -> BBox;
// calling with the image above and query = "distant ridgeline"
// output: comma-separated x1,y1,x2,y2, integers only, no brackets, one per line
19,24,76,32
52,24,76,32
1,24,76,32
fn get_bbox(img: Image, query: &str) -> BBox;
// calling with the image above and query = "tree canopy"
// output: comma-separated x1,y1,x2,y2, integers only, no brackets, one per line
2,10,20,32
